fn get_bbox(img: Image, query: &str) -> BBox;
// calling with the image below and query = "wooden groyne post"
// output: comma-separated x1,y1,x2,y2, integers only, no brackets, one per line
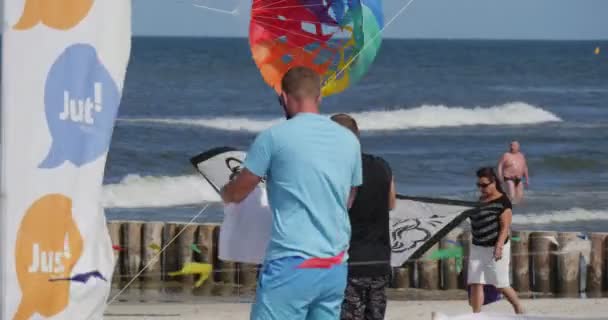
530,231,558,293
457,232,471,289
511,231,530,293
392,266,411,289
587,233,608,296
440,230,461,290
556,232,581,296
418,243,440,290
141,222,163,294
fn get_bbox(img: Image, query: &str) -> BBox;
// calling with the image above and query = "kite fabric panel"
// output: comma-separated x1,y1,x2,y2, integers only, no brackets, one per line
390,195,476,266
249,0,384,96
190,147,475,266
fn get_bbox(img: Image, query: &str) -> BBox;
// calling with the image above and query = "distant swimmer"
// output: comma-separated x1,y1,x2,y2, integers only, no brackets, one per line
497,141,529,204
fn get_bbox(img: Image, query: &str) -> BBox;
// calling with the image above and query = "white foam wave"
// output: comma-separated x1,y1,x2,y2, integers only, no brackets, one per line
513,208,608,225
103,176,608,229
102,174,220,208
349,102,561,130
118,102,561,132
120,117,282,132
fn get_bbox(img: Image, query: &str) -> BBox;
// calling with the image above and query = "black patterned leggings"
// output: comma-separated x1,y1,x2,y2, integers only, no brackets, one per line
340,275,389,320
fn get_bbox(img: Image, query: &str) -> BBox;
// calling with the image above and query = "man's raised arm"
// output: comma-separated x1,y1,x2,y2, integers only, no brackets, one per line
497,154,506,182
348,187,357,209
221,168,262,204
523,155,530,187
222,129,272,204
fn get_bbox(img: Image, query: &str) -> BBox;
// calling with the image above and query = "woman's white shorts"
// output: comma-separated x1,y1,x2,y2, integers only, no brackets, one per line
467,240,511,288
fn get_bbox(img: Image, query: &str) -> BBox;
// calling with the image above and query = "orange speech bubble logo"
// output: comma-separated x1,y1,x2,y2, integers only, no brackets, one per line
13,194,84,320
13,0,94,30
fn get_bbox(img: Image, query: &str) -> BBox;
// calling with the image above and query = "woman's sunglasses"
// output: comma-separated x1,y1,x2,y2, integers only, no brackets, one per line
476,181,494,188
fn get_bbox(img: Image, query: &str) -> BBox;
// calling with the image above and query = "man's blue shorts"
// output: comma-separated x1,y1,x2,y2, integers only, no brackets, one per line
250,256,348,320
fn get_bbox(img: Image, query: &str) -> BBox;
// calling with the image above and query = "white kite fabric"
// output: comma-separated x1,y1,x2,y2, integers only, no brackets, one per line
191,147,475,266
191,147,272,264
219,186,272,264
432,312,606,320
1,1,131,319
389,198,473,266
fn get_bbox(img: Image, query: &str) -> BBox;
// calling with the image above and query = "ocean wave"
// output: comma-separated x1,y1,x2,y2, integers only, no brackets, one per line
118,102,561,133
537,155,608,172
513,208,608,225
102,174,220,208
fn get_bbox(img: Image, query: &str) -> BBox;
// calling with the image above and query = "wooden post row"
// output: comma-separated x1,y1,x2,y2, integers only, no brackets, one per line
106,222,606,297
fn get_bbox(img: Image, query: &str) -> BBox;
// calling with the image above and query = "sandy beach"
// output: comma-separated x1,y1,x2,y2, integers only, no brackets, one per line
105,298,608,320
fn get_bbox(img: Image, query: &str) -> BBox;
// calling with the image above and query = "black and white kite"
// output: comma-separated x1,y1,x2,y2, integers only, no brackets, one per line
190,147,476,266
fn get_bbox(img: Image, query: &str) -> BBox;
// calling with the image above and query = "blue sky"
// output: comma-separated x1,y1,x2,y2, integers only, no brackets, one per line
133,0,608,39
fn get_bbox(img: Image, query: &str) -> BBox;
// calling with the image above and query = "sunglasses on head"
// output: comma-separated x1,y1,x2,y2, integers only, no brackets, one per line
476,181,494,188
277,95,292,120
277,95,286,108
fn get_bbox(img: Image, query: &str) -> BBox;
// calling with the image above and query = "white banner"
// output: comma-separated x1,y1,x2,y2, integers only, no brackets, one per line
1,0,131,319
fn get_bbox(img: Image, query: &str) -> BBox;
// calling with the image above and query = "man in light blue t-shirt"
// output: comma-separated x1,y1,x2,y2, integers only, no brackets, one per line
221,67,362,320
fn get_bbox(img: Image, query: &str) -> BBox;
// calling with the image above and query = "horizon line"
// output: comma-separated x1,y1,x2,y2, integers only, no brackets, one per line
130,34,608,41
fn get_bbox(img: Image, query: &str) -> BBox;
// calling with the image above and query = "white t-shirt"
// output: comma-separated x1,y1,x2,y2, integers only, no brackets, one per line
218,186,272,264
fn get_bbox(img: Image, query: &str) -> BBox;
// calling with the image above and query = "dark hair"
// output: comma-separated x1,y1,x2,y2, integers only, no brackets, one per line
281,66,321,100
330,113,359,138
476,167,505,194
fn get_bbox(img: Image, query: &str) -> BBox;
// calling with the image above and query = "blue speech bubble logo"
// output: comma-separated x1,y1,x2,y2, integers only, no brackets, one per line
41,43,121,168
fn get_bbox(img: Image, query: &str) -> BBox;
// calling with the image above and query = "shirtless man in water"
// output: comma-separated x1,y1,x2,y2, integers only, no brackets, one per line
497,141,529,204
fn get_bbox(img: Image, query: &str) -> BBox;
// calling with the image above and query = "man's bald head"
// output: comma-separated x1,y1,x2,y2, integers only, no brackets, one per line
281,67,321,101
331,113,359,138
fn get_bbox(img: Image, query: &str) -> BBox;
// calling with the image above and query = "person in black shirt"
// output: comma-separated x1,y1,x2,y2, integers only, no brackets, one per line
330,114,396,320
468,167,524,314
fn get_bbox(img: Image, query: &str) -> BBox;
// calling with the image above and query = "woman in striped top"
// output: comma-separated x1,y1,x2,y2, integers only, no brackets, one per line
468,167,524,314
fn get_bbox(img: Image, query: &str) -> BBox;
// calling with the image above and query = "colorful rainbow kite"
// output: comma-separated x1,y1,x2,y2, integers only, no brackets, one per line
249,0,384,96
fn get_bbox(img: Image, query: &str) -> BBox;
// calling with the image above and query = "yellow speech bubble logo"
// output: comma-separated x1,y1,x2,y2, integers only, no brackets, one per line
13,194,84,320
13,0,94,30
